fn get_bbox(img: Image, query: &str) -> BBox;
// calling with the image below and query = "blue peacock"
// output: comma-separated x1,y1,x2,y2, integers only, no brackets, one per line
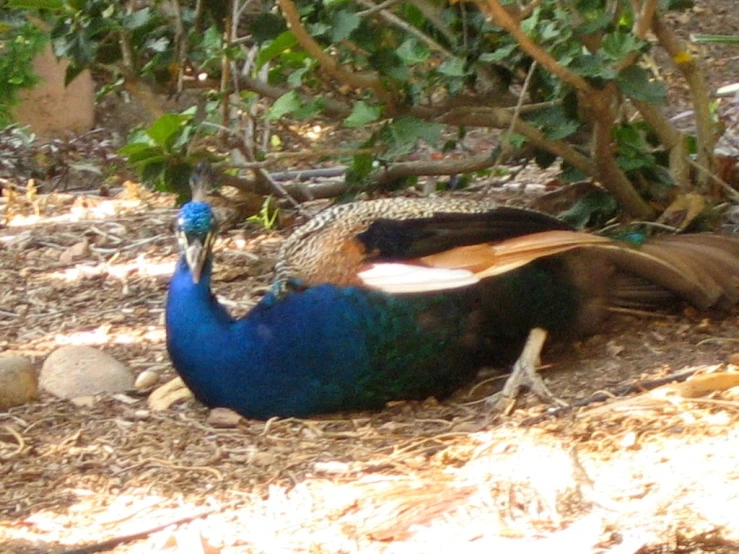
165,162,739,419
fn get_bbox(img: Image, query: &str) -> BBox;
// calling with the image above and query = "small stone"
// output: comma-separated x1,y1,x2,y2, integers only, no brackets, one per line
250,451,276,467
40,345,134,399
0,355,38,410
134,370,159,391
70,395,98,408
59,240,90,264
729,353,739,366
207,407,243,428
112,393,139,405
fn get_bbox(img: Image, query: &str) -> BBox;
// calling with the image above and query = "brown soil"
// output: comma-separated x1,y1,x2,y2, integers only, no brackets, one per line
1,2,739,553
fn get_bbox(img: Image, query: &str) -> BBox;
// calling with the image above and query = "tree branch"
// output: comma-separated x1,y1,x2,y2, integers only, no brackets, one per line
276,0,392,105
651,10,715,190
475,0,597,99
592,87,656,218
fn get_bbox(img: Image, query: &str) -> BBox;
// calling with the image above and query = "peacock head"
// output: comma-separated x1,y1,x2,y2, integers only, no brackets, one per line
176,201,217,284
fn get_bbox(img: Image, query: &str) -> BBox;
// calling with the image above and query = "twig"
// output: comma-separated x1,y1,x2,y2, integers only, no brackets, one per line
56,510,217,554
170,0,186,94
688,158,739,202
651,11,715,189
356,0,456,59
0,424,25,458
519,367,700,426
477,0,594,96
493,59,538,166
357,0,403,17
276,0,391,104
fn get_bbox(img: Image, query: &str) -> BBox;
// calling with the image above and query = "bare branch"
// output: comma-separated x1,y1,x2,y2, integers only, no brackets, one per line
356,0,456,59
651,11,715,189
474,0,597,99
276,0,392,105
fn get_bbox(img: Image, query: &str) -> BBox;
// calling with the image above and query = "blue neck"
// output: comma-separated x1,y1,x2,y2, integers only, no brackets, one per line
165,256,377,418
165,258,240,403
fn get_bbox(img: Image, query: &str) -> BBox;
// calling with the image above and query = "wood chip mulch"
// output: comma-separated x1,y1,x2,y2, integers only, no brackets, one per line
2,185,739,554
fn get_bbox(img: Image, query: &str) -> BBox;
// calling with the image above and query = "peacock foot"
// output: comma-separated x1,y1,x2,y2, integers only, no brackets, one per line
486,327,564,414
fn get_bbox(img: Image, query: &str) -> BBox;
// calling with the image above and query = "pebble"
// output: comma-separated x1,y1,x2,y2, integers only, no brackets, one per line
70,395,98,408
40,345,134,399
0,355,38,410
207,407,243,428
59,240,90,264
134,370,159,391
250,451,276,467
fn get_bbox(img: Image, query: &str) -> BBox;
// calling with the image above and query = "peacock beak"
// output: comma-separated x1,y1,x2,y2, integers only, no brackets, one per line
184,239,208,284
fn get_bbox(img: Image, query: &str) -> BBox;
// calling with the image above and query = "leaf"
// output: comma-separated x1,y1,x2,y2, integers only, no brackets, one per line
381,116,443,158
558,191,618,228
249,12,287,44
527,106,580,141
257,31,299,68
146,114,188,146
437,57,466,77
122,8,154,31
266,91,301,120
344,101,381,128
479,43,517,63
368,49,407,81
396,39,429,65
617,66,667,104
574,12,612,35
64,64,86,87
569,54,617,79
600,31,645,61
330,10,361,42
287,65,312,88
120,145,166,166
294,98,325,119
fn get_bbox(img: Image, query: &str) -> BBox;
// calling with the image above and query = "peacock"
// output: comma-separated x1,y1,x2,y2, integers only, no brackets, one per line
165,162,739,419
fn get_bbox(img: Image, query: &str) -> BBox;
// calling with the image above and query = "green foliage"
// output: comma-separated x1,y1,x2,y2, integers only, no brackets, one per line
0,21,47,126
558,190,618,228
118,112,198,200
8,0,709,214
247,197,279,230
46,0,177,86
344,101,381,128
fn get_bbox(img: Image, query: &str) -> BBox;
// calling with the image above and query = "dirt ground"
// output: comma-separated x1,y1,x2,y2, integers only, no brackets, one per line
2,2,739,553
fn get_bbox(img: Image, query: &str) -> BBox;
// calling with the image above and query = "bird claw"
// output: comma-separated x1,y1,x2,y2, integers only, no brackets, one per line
486,327,563,414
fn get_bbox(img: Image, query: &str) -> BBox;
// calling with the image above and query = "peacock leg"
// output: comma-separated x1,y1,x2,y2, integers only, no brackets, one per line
486,327,563,414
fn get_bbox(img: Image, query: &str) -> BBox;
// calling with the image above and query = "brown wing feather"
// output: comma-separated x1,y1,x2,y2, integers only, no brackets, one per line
420,231,613,279
362,229,739,311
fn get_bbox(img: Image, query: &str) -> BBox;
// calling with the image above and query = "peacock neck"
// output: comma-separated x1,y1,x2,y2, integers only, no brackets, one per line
165,257,242,402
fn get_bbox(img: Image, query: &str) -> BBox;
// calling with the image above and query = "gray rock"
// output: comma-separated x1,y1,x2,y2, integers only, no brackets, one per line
40,345,133,399
0,355,38,410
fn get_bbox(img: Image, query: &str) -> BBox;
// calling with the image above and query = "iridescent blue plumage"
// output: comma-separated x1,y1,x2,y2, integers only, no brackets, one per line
166,199,578,418
178,202,215,240
165,167,739,419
